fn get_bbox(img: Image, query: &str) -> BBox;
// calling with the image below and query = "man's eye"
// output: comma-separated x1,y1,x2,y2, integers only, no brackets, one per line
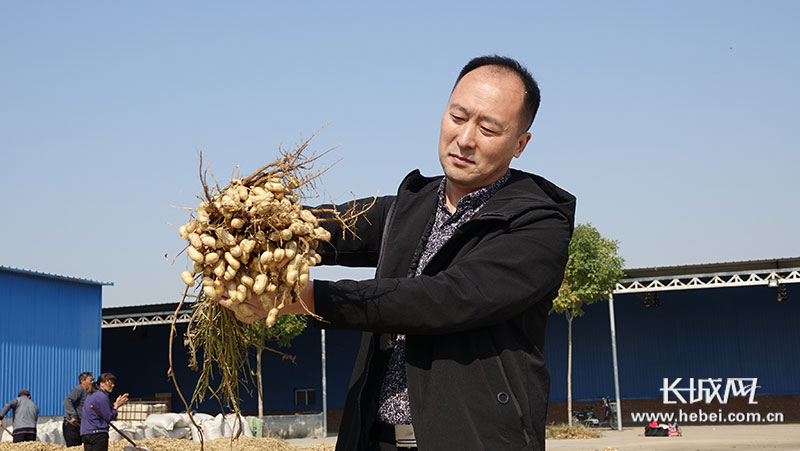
450,114,465,122
481,127,497,135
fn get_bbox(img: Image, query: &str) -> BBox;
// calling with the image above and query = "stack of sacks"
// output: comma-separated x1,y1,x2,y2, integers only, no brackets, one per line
36,419,66,445
39,412,255,443
143,413,192,439
108,421,145,442
188,413,252,442
188,413,215,442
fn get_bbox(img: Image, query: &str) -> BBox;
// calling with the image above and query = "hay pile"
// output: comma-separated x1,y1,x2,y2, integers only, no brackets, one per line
0,436,330,451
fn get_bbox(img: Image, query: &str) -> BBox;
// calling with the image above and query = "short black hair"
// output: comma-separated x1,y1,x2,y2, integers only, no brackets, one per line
454,55,540,133
97,372,116,385
78,372,93,383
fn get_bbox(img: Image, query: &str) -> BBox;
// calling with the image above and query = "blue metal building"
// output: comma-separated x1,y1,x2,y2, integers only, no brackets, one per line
544,283,800,402
100,304,360,415
0,266,111,416
101,257,800,427
543,257,800,424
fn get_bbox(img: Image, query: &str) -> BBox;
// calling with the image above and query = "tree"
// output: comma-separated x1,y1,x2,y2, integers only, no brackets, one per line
245,314,307,418
551,223,624,426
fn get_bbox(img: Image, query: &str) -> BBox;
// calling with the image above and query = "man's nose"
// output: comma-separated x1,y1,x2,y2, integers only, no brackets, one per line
456,123,477,150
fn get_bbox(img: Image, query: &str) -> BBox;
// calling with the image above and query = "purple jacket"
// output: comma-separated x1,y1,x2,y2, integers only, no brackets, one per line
80,390,117,435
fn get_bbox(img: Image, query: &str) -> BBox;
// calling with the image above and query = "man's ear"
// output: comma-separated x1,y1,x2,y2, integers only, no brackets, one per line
514,132,532,158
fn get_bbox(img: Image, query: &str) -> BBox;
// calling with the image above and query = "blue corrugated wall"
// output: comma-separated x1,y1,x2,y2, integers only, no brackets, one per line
0,270,102,416
100,283,798,413
102,324,360,414
544,283,800,402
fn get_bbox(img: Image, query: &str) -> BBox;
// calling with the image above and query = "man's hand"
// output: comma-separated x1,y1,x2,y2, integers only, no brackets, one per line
218,292,273,324
69,418,79,426
278,281,315,315
113,393,129,410
218,280,316,323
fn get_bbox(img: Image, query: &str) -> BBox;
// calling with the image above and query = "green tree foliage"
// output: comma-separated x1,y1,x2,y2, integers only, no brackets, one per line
551,223,624,426
250,313,307,348
553,223,625,317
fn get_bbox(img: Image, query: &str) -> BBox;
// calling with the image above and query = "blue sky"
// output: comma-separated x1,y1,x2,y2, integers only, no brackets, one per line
1,1,797,307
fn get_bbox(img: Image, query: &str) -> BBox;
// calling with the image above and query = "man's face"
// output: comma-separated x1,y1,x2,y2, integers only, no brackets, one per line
438,66,531,198
81,376,94,391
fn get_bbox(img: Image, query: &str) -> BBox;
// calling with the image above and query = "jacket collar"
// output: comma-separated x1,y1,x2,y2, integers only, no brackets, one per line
398,169,576,229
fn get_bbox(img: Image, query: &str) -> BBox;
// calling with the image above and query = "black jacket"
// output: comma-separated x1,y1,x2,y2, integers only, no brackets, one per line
315,169,576,450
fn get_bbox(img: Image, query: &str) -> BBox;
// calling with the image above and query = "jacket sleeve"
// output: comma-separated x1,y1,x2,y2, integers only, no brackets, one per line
313,195,395,268
101,394,116,423
0,399,15,418
314,206,572,335
63,388,79,420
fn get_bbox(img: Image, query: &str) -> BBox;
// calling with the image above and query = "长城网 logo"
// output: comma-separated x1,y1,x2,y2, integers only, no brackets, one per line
660,378,759,404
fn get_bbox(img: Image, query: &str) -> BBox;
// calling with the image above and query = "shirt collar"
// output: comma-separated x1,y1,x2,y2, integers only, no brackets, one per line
437,169,512,216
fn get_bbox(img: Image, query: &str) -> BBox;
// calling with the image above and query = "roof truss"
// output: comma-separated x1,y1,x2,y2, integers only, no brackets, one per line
614,267,800,294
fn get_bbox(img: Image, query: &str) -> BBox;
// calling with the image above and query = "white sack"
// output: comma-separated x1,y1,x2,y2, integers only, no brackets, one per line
144,414,177,431
37,420,65,445
169,426,191,440
143,425,169,439
0,425,12,442
224,414,252,437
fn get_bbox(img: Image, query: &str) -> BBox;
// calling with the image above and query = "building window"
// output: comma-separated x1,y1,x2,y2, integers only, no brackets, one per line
294,388,316,406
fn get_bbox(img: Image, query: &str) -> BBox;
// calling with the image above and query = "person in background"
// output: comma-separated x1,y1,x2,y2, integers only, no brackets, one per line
80,373,128,451
0,388,39,442
63,371,94,447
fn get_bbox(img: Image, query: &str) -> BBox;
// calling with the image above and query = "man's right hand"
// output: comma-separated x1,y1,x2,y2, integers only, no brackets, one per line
69,418,79,426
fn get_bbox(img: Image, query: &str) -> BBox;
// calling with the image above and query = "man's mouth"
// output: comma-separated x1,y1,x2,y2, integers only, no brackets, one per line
450,153,474,164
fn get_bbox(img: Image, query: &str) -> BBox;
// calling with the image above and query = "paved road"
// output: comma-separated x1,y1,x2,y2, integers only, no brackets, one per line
287,424,800,450
546,424,800,451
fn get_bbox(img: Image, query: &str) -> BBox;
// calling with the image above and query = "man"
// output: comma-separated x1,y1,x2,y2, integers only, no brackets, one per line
63,372,94,447
231,55,575,450
1,389,39,442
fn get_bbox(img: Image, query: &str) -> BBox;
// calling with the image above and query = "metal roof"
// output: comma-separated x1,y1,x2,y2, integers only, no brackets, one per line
0,265,113,286
102,302,194,328
623,256,800,279
616,256,800,294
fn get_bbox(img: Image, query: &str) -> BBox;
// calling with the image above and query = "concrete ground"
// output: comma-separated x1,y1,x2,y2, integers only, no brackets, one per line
285,434,337,449
546,424,800,450
286,424,800,450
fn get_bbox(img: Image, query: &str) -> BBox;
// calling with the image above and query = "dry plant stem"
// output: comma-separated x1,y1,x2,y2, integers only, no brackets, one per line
169,285,206,451
186,302,252,404
199,151,213,206
311,196,377,240
240,126,334,190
